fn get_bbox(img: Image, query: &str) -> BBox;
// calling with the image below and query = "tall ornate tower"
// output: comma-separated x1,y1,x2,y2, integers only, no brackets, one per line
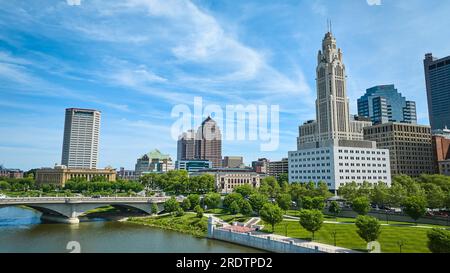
316,31,350,142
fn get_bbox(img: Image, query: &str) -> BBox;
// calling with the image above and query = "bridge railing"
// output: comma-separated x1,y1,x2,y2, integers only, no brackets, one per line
0,196,177,204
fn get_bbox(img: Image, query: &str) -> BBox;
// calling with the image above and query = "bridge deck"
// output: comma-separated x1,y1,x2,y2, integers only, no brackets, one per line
0,196,176,205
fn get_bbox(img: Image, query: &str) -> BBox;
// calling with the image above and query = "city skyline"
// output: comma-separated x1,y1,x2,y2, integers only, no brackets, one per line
1,0,450,170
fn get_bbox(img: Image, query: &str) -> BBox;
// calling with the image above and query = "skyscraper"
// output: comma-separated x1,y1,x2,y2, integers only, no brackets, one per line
196,117,222,168
424,53,450,131
177,129,196,161
297,32,372,149
357,85,417,125
177,117,222,168
289,30,391,191
61,108,100,169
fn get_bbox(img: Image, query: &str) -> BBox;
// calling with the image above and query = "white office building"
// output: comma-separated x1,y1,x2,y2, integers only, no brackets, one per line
61,108,101,169
289,145,391,190
288,29,391,192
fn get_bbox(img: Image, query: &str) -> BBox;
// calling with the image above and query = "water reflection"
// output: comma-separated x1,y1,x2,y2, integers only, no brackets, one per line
0,207,263,253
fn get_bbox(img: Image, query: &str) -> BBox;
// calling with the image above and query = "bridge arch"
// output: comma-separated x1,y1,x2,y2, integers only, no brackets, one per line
0,201,165,224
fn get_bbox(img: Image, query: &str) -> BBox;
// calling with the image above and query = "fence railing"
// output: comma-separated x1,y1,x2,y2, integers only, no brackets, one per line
0,196,173,204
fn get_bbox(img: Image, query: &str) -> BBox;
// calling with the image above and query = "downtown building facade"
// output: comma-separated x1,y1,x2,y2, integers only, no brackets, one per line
432,128,450,176
363,122,434,177
357,85,417,125
175,160,212,172
424,53,450,131
267,158,289,179
135,149,174,177
36,165,116,187
0,165,24,179
252,158,269,174
288,31,391,191
193,168,261,194
222,156,244,168
61,108,101,169
177,117,222,168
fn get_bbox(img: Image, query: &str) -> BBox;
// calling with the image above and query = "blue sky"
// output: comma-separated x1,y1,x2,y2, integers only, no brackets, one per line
1,0,449,170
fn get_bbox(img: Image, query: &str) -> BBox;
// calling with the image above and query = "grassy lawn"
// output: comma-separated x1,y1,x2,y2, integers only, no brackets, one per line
216,213,251,224
205,208,227,214
286,210,449,229
127,213,208,237
263,220,433,253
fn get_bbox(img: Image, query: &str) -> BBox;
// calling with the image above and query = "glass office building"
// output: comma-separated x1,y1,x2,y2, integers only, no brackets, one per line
357,85,417,125
424,53,450,131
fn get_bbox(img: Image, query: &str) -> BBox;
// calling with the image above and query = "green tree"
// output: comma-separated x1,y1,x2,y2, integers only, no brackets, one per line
151,203,158,215
194,205,204,218
175,207,185,217
234,184,255,198
328,201,341,220
355,215,381,243
338,182,359,202
352,196,371,215
277,173,289,187
315,181,332,199
248,193,268,214
164,197,180,215
240,200,253,216
422,183,446,210
190,174,215,194
181,198,191,211
298,209,324,241
312,197,325,210
357,181,372,199
427,228,450,253
259,203,283,232
301,196,325,210
139,173,159,190
402,196,427,225
301,196,314,209
289,183,308,205
370,183,389,208
393,175,426,200
276,193,292,212
259,176,280,198
187,194,200,210
204,192,221,209
223,193,244,209
229,201,241,215
0,181,10,190
388,182,408,207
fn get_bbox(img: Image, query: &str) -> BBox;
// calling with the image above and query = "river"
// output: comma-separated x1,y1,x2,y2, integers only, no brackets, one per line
0,207,263,253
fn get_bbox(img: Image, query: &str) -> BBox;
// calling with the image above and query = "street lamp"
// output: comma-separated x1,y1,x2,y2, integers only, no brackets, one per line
397,240,405,253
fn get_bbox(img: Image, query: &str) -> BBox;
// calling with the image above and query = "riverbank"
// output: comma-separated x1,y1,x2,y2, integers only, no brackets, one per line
127,214,208,237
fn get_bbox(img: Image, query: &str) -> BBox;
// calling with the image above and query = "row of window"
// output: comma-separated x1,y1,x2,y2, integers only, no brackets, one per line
338,169,387,174
290,157,331,162
338,156,386,161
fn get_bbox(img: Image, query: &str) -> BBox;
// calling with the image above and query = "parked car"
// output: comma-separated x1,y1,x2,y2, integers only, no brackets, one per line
92,195,101,199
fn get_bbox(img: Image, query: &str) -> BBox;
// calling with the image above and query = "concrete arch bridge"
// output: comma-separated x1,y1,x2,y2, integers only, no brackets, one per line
0,196,178,224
